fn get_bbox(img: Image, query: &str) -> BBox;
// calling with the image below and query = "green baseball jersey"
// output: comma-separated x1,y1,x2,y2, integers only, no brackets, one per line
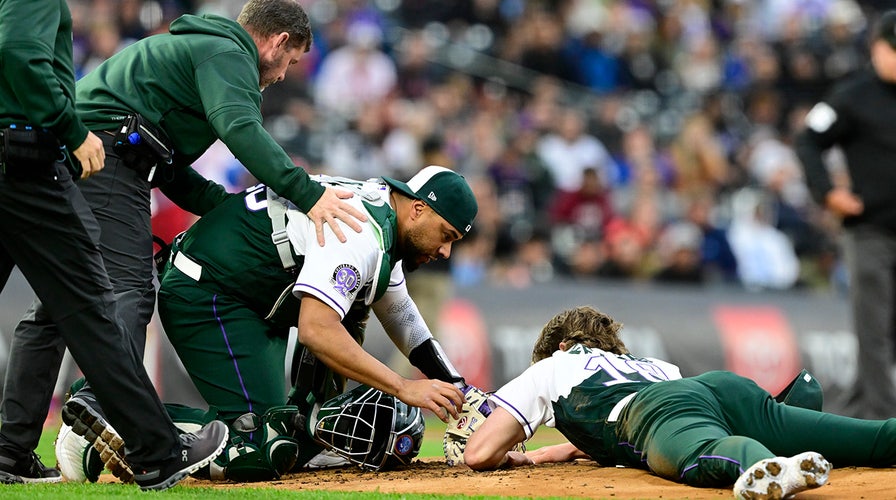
75,13,323,212
169,176,397,329
491,345,681,466
0,0,88,149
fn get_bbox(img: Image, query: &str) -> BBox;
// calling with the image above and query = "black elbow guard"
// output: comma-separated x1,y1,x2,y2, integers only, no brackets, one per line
408,338,464,384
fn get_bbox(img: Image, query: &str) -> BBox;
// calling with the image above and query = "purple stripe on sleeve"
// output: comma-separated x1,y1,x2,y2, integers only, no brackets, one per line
490,392,536,437
295,283,347,316
680,455,743,479
390,277,405,287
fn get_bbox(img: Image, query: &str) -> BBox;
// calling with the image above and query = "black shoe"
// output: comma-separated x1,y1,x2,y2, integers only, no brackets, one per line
61,396,134,483
134,420,228,491
0,450,62,483
0,471,23,484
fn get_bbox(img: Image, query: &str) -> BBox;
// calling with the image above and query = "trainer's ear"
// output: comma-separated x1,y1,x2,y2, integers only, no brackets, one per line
273,32,290,49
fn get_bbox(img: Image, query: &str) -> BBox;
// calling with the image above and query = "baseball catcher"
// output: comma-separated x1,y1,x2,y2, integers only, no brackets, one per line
57,166,478,483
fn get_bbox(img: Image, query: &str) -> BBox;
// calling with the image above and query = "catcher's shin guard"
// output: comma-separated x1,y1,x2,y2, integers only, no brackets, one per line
286,346,342,470
193,406,301,482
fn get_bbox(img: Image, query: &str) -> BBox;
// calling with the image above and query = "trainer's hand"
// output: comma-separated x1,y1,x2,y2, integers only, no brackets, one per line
307,187,368,246
825,188,863,217
72,131,105,179
397,379,464,423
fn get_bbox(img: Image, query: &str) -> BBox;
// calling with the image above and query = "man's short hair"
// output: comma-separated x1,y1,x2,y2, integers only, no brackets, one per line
872,10,896,50
237,0,313,52
531,306,629,363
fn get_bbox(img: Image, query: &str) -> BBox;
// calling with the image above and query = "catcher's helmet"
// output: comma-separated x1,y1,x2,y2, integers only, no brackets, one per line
310,384,424,471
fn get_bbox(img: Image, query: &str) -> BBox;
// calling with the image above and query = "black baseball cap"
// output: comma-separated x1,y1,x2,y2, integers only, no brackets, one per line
873,10,896,48
383,166,478,236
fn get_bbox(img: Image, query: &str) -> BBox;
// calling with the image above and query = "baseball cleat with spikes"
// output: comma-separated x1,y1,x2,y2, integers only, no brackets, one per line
61,396,134,483
733,451,831,500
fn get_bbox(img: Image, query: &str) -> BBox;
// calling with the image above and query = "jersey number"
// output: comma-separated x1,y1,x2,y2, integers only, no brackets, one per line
585,355,675,386
244,184,267,212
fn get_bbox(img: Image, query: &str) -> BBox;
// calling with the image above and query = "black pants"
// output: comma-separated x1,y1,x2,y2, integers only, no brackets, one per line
17,137,155,410
841,225,896,419
0,160,179,467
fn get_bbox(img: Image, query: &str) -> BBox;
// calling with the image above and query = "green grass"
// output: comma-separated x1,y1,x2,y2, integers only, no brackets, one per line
23,417,569,500
0,486,535,499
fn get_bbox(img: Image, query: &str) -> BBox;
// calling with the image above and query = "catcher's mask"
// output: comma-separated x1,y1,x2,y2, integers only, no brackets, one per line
310,384,424,471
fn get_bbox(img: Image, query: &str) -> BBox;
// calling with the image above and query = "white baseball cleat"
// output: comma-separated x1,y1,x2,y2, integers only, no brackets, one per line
733,451,831,500
61,395,134,483
54,422,103,483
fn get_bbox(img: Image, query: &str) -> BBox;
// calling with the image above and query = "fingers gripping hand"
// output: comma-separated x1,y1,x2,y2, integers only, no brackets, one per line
308,188,368,246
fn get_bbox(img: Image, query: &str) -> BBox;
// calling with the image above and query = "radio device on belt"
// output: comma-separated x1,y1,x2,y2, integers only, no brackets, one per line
0,124,79,177
112,114,174,182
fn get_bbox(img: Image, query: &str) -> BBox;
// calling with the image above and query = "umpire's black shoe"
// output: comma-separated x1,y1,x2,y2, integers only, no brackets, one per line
0,450,62,483
61,395,134,483
133,420,228,491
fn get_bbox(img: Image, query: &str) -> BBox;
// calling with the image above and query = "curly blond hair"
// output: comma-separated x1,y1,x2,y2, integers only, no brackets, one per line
531,306,629,363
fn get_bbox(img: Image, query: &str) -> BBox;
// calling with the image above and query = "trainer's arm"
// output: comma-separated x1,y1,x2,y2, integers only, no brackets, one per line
464,407,530,470
157,163,231,216
198,53,365,244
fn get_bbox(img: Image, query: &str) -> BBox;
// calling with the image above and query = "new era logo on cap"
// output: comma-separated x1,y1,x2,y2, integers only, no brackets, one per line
382,166,478,236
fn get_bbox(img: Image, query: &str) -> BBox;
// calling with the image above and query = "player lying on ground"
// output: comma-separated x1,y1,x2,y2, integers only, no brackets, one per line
57,165,484,482
462,306,896,500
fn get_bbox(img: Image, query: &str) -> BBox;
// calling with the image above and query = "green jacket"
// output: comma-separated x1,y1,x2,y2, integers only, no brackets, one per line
0,0,88,150
76,14,324,212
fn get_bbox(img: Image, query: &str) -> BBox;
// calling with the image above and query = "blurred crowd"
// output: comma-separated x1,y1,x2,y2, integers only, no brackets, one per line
69,0,896,292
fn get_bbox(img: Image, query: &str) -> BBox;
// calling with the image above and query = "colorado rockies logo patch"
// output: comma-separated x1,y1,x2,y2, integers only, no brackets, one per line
331,264,361,298
394,434,414,455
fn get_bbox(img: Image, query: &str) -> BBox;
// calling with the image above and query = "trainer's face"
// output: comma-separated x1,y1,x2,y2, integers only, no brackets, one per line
258,34,306,90
399,203,461,272
871,40,896,83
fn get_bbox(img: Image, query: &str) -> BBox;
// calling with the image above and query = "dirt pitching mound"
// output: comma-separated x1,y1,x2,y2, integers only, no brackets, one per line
183,458,894,499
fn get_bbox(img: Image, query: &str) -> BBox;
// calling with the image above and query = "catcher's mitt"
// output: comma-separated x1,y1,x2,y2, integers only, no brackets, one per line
443,386,524,466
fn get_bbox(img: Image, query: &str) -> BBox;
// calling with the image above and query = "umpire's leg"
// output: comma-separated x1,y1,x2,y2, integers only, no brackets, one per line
842,226,896,419
0,165,180,466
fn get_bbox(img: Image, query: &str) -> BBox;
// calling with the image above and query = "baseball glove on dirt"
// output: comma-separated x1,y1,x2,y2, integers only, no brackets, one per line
443,386,524,466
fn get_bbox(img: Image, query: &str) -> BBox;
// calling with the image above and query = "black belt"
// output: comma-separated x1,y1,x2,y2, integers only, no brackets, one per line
0,126,67,178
